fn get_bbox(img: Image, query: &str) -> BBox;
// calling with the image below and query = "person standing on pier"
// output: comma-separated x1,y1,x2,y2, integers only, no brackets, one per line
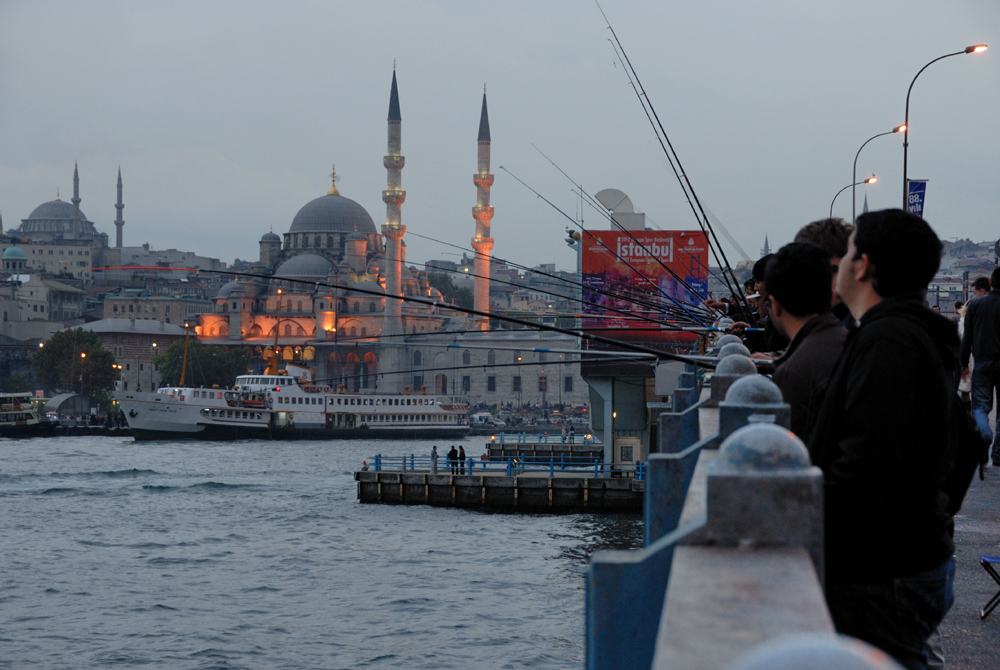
458,445,466,475
431,446,439,474
961,267,1000,465
809,209,958,670
447,446,459,475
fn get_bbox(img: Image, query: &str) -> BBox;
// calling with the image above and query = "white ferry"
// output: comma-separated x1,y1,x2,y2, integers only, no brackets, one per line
0,393,54,438
115,365,470,442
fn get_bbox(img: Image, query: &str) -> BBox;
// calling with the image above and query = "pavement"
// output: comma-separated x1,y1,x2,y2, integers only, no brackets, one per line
939,462,1000,669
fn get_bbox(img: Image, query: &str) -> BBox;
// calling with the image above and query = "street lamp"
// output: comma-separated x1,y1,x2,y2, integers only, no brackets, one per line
79,352,86,395
853,125,905,223
832,176,877,218
902,45,987,209
151,342,157,390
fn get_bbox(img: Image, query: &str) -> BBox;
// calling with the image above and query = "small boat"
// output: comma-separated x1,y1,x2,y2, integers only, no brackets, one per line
0,393,56,438
115,364,471,442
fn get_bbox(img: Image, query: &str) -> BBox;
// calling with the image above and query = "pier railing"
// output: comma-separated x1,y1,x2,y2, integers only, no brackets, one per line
368,454,645,480
585,350,862,670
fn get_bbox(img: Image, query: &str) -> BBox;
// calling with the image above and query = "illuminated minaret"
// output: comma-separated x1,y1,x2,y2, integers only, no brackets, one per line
114,167,125,248
471,86,495,330
380,66,407,390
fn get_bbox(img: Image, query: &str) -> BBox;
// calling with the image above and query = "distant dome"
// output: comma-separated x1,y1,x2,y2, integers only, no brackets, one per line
2,246,27,261
26,199,88,223
289,194,376,235
347,231,366,241
260,231,281,243
274,253,335,280
216,280,242,298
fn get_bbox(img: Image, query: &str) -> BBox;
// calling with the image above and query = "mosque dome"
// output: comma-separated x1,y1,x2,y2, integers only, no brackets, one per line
216,280,242,298
2,246,27,261
260,231,281,243
289,194,376,235
26,199,88,223
347,231,367,242
274,253,335,280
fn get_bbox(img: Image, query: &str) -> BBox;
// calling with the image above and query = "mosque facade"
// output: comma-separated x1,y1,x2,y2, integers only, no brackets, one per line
195,70,589,408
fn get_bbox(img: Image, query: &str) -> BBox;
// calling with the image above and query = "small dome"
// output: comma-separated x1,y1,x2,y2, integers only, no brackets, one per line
2,246,27,261
274,253,335,280
216,280,242,298
289,194,376,235
260,231,281,243
347,232,367,242
26,199,88,222
349,280,384,296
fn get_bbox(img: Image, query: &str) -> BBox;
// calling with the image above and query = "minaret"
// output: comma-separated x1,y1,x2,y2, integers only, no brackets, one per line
115,167,125,248
72,162,82,235
471,86,495,330
380,66,407,390
760,234,771,258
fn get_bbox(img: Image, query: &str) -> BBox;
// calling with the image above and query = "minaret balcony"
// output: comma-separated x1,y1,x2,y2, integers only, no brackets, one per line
472,206,494,222
473,174,495,188
382,190,407,206
384,155,406,169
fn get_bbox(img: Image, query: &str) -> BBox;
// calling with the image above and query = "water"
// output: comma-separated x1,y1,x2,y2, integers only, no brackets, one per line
0,436,642,669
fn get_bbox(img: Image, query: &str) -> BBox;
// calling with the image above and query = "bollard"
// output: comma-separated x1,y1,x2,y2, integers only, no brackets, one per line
467,457,473,475
714,333,743,349
499,432,505,444
374,454,381,472
718,375,791,443
707,353,757,407
561,453,565,471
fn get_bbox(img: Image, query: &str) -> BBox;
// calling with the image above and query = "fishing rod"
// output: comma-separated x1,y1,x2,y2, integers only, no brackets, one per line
498,166,710,326
596,1,755,323
95,266,722,368
532,144,711,303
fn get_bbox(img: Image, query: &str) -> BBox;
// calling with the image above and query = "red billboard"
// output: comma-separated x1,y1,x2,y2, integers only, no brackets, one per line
581,230,709,342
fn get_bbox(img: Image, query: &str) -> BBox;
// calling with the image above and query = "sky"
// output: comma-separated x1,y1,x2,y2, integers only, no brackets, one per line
1,0,998,273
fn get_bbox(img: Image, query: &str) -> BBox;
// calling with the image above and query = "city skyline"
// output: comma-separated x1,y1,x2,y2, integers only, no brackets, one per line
1,1,997,272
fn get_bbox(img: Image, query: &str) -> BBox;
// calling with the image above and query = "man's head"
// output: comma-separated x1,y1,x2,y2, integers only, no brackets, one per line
972,277,990,297
795,218,854,305
837,209,941,318
764,243,833,337
991,267,1000,291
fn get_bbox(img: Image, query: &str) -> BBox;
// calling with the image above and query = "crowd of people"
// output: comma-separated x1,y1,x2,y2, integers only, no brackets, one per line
701,209,990,670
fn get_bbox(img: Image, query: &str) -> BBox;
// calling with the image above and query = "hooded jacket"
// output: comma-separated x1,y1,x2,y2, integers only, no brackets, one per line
808,294,959,583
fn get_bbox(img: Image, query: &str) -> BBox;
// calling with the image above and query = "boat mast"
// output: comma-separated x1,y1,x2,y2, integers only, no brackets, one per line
179,321,191,387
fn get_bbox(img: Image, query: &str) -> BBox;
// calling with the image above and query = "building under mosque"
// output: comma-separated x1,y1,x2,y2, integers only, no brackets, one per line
194,69,588,408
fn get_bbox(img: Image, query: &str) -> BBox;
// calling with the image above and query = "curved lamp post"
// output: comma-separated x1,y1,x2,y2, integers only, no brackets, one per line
832,176,876,219
853,125,905,223
903,45,987,209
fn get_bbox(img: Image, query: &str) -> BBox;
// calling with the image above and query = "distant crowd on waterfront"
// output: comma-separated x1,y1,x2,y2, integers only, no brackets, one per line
701,208,991,670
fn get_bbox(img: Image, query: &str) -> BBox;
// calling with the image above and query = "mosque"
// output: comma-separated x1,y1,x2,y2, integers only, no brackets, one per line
196,70,588,407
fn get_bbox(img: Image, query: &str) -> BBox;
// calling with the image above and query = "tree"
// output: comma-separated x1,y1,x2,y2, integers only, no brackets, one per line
155,339,250,388
33,328,118,396
427,273,474,310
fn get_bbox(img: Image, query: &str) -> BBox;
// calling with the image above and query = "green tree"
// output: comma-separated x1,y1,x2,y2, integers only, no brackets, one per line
33,328,118,395
154,339,250,387
427,273,474,310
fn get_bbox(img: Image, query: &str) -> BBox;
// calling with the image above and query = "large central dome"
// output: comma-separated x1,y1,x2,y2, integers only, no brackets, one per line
289,194,376,235
26,199,89,223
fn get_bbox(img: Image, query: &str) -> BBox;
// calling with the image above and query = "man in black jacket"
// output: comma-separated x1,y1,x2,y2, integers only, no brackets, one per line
764,243,847,440
960,266,1000,464
809,209,957,670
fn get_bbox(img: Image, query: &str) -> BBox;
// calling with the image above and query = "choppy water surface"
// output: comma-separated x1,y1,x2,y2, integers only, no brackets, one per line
0,436,641,669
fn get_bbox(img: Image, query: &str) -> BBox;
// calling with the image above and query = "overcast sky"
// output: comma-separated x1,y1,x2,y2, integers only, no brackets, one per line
1,0,997,272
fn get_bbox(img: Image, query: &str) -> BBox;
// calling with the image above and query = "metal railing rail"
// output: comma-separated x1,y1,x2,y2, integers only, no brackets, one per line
368,453,645,480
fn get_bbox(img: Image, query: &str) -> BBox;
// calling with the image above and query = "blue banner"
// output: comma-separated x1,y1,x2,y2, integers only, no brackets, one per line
907,180,928,217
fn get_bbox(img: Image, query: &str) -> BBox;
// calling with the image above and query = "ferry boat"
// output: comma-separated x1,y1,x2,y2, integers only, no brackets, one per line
115,364,471,442
0,393,55,438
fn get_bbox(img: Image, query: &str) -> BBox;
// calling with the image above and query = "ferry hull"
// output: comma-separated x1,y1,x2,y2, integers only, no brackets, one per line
0,421,56,438
129,424,471,442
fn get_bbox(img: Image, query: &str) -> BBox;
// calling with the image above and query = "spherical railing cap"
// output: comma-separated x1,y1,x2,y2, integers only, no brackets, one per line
724,375,784,405
715,334,742,348
718,342,752,359
718,317,735,328
727,633,905,670
714,355,757,377
716,423,809,472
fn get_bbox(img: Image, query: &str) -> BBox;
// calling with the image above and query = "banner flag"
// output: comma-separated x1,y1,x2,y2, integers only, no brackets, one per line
907,180,928,217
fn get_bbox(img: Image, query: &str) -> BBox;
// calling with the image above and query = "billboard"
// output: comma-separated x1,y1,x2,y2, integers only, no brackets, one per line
581,230,709,342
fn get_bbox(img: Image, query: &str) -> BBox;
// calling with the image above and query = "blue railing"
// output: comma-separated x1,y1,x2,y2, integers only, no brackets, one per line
488,432,594,445
369,453,645,480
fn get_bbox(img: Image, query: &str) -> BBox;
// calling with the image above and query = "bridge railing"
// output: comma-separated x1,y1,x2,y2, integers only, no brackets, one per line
586,350,855,670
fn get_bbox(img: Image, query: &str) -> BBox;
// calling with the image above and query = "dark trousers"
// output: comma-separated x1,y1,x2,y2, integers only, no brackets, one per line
971,360,1000,461
825,557,955,670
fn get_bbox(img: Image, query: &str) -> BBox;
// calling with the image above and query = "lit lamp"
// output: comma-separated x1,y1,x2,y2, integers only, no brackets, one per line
831,176,876,218
151,342,157,389
902,45,987,209
852,125,905,223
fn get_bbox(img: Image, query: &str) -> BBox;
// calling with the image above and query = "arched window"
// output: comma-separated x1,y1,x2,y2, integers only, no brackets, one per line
369,301,376,312
249,324,262,337
282,346,293,361
303,235,309,247
361,327,367,336
296,325,305,336
462,350,471,365
350,327,357,336
315,236,321,248
284,324,292,336
303,346,315,361
297,300,303,311
286,299,292,311
414,351,422,366
327,235,333,248
487,350,496,366
220,324,229,337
